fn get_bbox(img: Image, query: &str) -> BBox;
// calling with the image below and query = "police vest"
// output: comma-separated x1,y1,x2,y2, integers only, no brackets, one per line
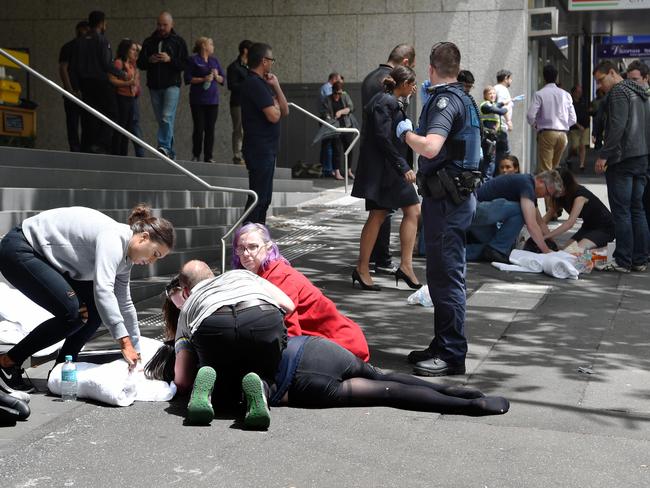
417,83,481,175
479,100,501,132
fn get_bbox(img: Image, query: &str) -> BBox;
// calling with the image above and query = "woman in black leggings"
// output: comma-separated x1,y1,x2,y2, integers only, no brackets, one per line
148,284,509,418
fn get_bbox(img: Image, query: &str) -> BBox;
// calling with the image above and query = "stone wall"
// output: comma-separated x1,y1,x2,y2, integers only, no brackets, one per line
0,0,527,164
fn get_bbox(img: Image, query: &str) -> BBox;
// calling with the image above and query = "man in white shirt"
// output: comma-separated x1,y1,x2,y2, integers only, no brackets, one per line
494,69,513,165
527,64,576,173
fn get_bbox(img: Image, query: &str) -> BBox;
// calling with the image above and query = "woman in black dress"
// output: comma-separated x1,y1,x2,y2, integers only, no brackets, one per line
543,169,615,249
351,66,420,291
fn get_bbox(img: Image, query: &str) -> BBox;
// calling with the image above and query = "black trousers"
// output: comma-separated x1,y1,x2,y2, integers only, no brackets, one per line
191,304,287,405
79,78,118,153
63,96,82,152
0,228,102,365
190,104,219,160
244,153,276,225
331,133,355,173
112,95,135,156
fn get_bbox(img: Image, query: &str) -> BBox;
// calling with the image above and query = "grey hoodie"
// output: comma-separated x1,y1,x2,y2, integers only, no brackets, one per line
600,79,650,165
21,207,140,348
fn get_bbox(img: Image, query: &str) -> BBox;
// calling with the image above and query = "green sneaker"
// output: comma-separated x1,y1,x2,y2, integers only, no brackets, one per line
187,366,216,425
242,372,270,430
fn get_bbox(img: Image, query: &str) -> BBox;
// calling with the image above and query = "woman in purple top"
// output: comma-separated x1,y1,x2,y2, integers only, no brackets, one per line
185,37,226,162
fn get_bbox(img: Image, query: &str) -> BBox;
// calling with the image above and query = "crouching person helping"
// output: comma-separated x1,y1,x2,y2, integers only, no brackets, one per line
168,260,293,429
0,205,175,394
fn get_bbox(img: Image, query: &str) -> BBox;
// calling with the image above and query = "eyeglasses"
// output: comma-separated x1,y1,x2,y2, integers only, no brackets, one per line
263,56,276,63
594,74,607,84
334,91,343,95
165,277,182,298
235,243,263,256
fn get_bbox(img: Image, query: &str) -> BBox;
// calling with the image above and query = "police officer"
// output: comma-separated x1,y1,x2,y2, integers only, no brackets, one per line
396,42,481,376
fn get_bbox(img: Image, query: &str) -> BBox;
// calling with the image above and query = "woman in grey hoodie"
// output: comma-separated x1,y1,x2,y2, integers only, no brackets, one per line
0,204,175,394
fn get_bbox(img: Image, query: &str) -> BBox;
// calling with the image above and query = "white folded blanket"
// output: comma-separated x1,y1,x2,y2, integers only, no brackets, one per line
508,249,545,272
490,250,580,279
47,337,176,406
542,254,579,280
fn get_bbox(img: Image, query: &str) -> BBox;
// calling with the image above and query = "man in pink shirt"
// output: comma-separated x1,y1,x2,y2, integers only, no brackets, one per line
527,64,576,173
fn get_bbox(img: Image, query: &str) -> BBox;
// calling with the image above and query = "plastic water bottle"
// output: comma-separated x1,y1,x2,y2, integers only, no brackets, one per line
61,355,77,401
202,76,211,90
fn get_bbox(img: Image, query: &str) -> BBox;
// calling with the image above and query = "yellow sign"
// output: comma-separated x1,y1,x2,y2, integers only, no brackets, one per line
0,48,30,69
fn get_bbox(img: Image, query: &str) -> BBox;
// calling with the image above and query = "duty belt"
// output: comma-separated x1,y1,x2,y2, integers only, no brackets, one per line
417,168,482,205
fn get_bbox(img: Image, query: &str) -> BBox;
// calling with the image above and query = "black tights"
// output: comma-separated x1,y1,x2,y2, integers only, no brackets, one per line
289,338,508,416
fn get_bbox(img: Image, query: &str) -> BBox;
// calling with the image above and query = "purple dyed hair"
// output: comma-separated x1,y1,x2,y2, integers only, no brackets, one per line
231,223,289,272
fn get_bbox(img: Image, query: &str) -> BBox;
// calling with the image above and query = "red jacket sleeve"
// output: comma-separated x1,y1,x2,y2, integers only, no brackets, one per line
262,266,303,336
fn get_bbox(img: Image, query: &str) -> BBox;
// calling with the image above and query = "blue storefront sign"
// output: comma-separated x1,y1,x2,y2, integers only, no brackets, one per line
597,43,650,58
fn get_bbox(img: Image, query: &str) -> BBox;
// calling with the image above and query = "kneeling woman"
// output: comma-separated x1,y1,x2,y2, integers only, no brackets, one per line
232,223,370,362
150,286,509,419
543,169,615,250
0,205,175,392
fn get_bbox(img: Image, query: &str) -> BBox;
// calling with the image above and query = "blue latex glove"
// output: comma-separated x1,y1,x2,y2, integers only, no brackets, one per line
420,80,432,105
396,119,413,140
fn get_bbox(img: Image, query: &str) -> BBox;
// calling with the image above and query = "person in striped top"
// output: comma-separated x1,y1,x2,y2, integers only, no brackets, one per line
170,260,294,429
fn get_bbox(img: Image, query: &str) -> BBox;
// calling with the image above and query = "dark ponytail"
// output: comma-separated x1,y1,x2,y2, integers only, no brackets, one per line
383,76,397,92
383,65,416,93
127,203,175,249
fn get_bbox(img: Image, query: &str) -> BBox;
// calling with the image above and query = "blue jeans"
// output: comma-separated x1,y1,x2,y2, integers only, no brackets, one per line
422,194,476,365
605,156,649,268
466,199,524,260
0,228,102,365
320,140,333,175
244,152,276,224
132,95,145,157
149,86,180,158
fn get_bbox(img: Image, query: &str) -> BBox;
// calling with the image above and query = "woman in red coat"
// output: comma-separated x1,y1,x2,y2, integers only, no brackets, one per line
232,223,370,361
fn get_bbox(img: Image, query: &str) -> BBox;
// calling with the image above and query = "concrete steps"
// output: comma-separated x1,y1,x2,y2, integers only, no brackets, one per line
0,146,322,304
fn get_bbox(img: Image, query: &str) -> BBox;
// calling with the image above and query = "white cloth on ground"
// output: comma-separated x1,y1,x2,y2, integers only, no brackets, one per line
490,250,579,279
0,282,65,355
47,337,176,406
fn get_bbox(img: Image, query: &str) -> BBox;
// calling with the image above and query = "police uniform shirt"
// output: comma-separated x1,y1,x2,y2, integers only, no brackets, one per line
418,82,467,172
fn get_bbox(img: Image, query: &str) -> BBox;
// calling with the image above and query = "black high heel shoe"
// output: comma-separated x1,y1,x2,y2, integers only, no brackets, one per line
352,269,381,291
395,268,423,290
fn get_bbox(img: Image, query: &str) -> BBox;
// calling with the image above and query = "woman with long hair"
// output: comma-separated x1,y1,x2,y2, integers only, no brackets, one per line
321,80,357,180
231,223,370,361
543,169,615,249
0,204,175,393
351,65,421,291
185,37,226,162
109,38,140,155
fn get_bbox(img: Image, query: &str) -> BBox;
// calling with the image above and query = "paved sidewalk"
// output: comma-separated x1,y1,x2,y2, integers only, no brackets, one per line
2,183,650,487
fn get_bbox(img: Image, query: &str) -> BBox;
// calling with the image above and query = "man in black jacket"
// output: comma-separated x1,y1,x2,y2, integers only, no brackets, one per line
360,44,415,275
58,20,89,152
227,40,252,165
137,11,188,160
594,60,650,272
70,11,125,154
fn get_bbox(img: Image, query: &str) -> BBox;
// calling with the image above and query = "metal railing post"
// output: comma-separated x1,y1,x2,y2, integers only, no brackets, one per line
0,47,257,273
287,102,360,193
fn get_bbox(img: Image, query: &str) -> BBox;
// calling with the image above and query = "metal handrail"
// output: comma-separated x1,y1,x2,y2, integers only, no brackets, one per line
288,102,360,193
0,47,257,273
